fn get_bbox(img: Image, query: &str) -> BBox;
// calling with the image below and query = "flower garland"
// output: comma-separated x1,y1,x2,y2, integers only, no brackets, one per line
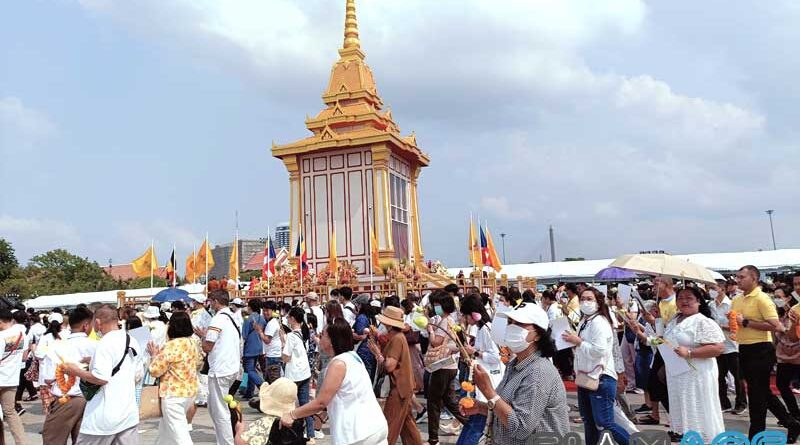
55,363,76,404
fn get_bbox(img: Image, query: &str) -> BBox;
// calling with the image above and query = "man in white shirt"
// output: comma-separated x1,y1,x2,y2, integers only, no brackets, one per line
0,309,27,445
63,304,140,445
305,292,325,334
340,286,357,326
256,301,283,384
41,306,97,444
230,298,245,331
202,290,242,445
190,293,212,408
709,281,746,413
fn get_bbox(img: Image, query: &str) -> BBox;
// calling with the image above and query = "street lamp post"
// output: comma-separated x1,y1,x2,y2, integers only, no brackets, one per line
766,210,777,250
500,233,507,264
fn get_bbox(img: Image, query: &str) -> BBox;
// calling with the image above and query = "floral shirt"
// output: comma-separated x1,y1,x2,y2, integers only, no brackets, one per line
148,337,203,398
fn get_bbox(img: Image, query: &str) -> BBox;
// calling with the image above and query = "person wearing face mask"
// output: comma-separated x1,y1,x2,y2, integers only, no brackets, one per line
463,302,568,445
424,291,468,445
562,287,629,445
774,284,800,422
708,280,747,414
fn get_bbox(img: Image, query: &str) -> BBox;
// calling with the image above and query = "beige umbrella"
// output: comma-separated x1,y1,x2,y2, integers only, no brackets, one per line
609,253,718,285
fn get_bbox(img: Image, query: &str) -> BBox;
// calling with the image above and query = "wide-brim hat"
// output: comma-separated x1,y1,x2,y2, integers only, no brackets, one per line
143,306,161,319
376,306,406,329
258,378,297,416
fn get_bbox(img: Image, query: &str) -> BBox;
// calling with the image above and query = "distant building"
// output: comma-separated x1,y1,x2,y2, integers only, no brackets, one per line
210,239,265,279
275,222,290,249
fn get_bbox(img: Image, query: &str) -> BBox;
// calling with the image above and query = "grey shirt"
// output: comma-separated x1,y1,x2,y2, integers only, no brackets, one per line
491,352,570,444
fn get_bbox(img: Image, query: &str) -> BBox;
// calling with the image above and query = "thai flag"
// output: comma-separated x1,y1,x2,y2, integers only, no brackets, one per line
480,225,491,265
295,231,308,277
262,237,276,280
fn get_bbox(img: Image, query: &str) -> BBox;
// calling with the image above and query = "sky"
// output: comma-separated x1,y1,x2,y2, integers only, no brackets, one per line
1,0,798,269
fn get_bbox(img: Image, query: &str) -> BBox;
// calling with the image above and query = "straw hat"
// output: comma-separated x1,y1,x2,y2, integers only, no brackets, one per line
376,306,406,330
258,378,298,416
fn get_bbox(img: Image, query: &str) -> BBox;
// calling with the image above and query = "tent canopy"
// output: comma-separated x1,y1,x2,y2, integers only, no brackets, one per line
24,283,206,310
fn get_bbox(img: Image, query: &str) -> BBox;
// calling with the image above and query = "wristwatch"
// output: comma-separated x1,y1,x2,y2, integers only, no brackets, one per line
742,319,750,328
487,394,501,410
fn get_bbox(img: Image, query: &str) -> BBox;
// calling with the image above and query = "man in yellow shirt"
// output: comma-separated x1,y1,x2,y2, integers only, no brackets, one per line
732,265,799,441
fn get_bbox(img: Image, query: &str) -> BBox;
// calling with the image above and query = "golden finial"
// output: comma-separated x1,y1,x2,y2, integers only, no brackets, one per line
343,0,360,49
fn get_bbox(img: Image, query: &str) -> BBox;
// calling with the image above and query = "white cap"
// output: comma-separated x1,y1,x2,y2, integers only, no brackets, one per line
190,293,207,304
306,292,319,301
496,302,549,331
231,298,244,306
370,300,382,308
143,306,161,319
49,312,64,325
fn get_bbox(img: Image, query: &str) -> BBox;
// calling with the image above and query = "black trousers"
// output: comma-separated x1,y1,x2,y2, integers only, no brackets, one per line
777,363,800,418
740,342,794,438
716,351,746,410
554,348,574,378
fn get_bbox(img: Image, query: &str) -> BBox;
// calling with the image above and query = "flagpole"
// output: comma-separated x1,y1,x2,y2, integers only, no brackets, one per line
368,205,374,291
192,243,197,284
173,242,177,287
150,239,155,290
267,226,271,299
205,232,209,293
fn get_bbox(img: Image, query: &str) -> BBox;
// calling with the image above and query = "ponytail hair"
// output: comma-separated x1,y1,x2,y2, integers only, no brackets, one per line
44,320,62,340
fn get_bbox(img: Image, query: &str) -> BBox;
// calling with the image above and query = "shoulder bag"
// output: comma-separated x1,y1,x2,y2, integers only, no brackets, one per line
80,333,136,401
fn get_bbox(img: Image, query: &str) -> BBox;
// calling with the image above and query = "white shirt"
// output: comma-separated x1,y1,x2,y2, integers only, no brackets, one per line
34,329,69,385
328,352,388,445
28,322,46,345
0,324,26,387
262,318,283,358
231,309,244,333
343,302,357,326
709,296,738,354
545,303,562,321
205,307,241,378
282,330,311,382
80,329,141,436
145,319,167,347
191,308,212,330
308,305,325,334
42,332,97,397
574,315,617,380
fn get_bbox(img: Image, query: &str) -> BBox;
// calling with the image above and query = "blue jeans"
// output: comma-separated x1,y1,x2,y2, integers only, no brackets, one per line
242,355,263,398
577,375,630,445
296,378,315,439
455,414,487,445
264,356,283,383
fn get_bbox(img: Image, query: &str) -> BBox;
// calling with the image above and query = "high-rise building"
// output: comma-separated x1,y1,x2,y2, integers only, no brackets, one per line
210,239,265,279
275,222,290,249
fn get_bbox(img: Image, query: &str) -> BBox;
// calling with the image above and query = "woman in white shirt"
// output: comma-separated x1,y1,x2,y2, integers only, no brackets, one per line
456,295,503,445
562,287,630,445
282,307,315,443
281,318,388,445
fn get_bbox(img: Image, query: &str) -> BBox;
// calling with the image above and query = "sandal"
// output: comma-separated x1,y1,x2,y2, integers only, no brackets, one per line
638,415,660,425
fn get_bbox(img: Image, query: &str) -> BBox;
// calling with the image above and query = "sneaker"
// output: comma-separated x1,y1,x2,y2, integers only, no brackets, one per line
440,411,453,420
15,407,25,416
668,431,683,443
187,424,193,432
722,406,733,413
634,404,652,414
789,421,800,444
626,388,644,395
415,408,428,424
731,405,747,415
195,401,208,408
314,430,325,439
23,394,38,402
440,423,461,436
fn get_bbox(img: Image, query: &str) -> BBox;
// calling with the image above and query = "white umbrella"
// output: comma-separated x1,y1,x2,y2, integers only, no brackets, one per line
609,253,718,285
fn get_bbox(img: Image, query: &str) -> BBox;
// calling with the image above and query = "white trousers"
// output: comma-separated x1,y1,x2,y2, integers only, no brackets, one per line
196,373,209,404
350,425,389,445
155,396,193,445
208,374,237,445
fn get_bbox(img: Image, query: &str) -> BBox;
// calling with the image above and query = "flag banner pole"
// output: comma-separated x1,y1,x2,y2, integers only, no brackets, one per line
150,239,155,290
205,232,209,293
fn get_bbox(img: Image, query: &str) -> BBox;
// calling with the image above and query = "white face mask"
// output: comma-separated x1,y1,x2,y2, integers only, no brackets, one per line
709,290,719,299
580,301,598,316
504,324,532,353
775,298,786,308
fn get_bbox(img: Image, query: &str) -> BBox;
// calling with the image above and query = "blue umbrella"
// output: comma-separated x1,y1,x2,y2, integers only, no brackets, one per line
594,267,638,281
152,287,191,303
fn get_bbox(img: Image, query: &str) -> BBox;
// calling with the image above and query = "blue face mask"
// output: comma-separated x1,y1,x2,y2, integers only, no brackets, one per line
434,305,444,316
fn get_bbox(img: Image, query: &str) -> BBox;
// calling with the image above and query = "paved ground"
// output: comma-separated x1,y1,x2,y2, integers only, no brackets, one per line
5,390,773,444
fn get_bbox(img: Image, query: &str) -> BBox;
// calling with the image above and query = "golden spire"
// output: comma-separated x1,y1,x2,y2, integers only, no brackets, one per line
343,0,360,49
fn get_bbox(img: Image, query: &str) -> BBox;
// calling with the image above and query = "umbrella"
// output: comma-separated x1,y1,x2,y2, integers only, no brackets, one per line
594,267,638,281
609,253,718,285
152,287,192,303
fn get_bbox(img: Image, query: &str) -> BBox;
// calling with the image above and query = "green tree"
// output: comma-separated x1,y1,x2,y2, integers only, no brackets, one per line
0,238,18,283
126,276,168,289
24,249,119,296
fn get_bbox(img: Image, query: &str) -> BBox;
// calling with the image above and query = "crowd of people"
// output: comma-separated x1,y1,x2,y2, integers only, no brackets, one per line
0,266,799,444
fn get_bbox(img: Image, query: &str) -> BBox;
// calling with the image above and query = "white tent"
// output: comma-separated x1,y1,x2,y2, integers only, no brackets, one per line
24,283,206,310
447,249,800,283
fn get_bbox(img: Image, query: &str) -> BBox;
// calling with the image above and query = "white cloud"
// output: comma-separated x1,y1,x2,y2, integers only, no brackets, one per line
114,221,199,257
0,97,57,153
480,196,534,221
0,215,81,262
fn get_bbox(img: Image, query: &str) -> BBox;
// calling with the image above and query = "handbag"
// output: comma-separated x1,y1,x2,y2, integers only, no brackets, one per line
423,343,452,369
139,380,162,420
575,365,603,391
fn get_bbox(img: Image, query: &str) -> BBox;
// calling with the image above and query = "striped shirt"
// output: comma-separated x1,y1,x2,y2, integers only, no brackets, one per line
491,351,570,444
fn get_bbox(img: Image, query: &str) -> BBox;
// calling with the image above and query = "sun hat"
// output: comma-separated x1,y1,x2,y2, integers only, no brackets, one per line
496,302,549,331
231,297,245,307
306,291,319,301
259,378,298,416
189,293,207,304
143,306,161,319
376,306,406,330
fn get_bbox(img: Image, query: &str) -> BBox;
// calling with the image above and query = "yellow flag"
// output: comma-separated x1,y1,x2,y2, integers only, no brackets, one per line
485,227,503,272
469,219,482,267
131,245,158,278
329,224,339,276
196,239,215,275
371,227,381,272
229,240,239,280
185,250,196,283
